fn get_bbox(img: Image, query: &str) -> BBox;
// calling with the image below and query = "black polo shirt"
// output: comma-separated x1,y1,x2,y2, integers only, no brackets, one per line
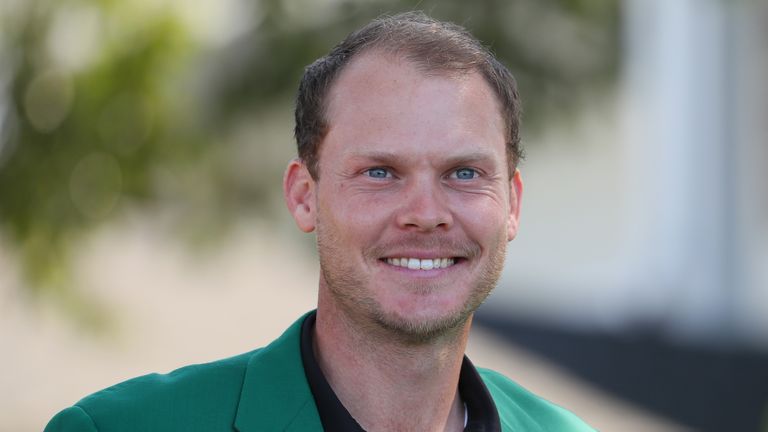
300,312,501,431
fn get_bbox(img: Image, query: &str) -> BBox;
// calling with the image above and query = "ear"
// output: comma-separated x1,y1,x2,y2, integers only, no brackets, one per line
507,169,523,241
283,158,317,233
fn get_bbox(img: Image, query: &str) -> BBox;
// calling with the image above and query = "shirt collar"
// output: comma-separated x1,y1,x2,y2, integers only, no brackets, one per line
300,312,501,432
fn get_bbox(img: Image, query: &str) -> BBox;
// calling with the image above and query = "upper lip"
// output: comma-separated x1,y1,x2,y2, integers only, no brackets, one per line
380,251,464,259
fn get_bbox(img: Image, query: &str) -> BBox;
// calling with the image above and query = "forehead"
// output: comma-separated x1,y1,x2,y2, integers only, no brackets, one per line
321,52,506,161
326,50,499,116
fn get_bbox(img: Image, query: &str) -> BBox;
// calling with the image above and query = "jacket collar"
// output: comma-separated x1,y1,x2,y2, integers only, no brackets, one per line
234,311,322,432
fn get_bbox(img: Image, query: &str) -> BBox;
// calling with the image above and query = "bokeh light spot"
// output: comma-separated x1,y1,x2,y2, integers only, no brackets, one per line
23,70,74,133
46,5,103,72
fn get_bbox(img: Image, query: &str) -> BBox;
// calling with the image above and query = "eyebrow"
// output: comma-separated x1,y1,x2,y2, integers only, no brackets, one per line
346,150,499,167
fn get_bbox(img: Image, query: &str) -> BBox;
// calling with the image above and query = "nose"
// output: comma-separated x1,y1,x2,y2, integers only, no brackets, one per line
395,177,453,232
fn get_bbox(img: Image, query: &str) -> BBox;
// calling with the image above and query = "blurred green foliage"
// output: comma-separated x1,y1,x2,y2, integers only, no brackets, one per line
0,0,619,321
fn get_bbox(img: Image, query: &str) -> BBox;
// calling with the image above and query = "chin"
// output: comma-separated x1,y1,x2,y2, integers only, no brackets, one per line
371,303,474,344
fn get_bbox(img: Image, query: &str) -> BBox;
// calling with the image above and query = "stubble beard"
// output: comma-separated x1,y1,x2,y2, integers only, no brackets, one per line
316,220,508,345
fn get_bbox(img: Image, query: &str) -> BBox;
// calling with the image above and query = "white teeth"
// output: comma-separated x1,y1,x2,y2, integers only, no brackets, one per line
386,257,456,270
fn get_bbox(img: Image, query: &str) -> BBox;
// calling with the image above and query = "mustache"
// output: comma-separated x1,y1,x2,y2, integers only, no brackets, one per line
366,235,480,259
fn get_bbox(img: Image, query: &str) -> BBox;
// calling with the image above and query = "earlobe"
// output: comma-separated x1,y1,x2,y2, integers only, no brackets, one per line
283,159,316,233
507,169,523,241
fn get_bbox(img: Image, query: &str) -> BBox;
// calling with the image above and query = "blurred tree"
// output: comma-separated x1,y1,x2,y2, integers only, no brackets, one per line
0,0,619,325
206,0,621,134
0,0,205,325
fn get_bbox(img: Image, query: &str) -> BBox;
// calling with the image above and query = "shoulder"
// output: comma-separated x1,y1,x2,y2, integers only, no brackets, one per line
45,349,258,432
478,368,596,432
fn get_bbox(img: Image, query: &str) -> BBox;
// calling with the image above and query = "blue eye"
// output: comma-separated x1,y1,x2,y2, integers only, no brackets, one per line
453,168,477,180
365,167,390,178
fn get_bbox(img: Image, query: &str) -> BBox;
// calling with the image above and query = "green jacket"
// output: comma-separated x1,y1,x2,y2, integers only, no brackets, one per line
45,312,594,431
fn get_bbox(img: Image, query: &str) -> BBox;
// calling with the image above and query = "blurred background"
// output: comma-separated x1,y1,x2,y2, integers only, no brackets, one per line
1,0,766,431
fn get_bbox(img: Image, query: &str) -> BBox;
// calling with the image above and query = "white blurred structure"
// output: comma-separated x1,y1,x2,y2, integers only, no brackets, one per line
496,0,768,348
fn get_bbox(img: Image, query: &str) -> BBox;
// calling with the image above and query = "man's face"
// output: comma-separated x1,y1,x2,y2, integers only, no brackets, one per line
287,52,522,340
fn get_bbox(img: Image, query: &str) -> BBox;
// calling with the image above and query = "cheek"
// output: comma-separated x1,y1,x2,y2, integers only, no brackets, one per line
451,197,510,243
319,188,391,234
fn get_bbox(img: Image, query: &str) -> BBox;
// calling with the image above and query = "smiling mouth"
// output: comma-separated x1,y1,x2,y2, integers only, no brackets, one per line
385,257,456,270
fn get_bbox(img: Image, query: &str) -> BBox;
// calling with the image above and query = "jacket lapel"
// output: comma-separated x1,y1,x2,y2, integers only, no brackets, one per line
234,312,323,431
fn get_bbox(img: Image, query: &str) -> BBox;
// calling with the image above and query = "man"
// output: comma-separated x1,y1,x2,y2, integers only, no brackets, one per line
46,12,593,431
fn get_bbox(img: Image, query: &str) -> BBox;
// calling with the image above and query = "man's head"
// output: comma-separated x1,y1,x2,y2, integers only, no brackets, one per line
285,12,523,342
294,11,522,180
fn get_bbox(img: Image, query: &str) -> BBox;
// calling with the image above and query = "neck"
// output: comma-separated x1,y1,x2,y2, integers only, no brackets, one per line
314,291,471,432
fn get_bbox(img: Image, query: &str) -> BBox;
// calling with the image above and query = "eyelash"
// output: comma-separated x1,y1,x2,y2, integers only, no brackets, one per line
362,167,480,180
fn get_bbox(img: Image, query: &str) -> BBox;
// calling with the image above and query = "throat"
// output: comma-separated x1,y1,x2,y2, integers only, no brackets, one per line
309,309,471,431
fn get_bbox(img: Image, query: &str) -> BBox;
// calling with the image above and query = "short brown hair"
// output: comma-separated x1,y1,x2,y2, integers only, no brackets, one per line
294,11,522,179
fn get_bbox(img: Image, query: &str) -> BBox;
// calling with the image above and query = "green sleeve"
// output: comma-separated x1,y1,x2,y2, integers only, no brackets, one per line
44,405,98,432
